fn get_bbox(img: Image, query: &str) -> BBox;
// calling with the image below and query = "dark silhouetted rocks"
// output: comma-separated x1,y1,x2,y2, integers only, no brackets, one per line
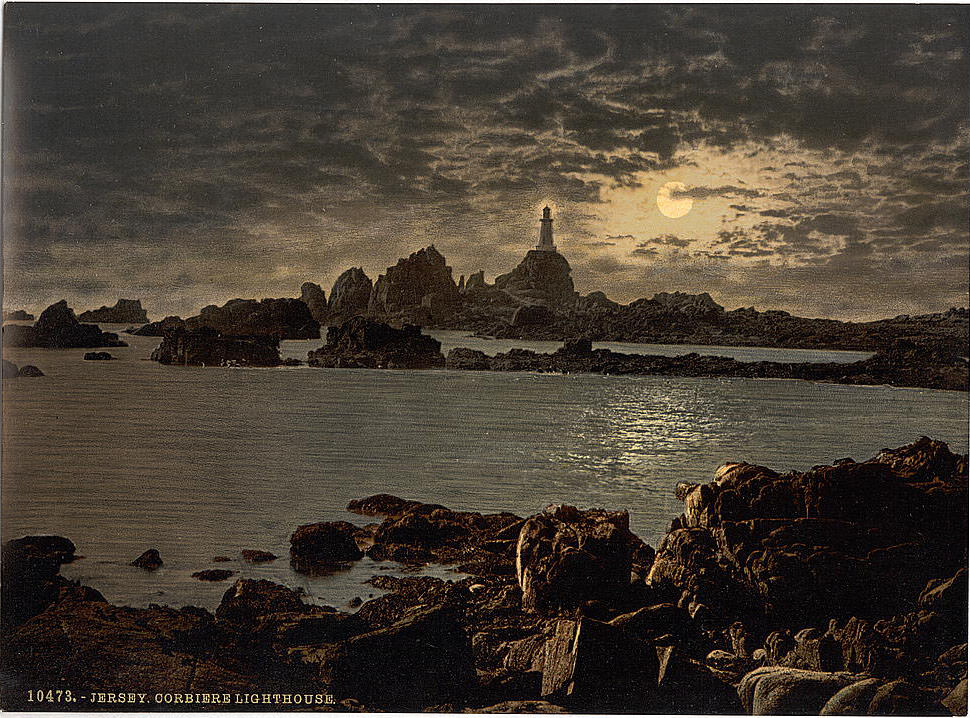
2,301,127,349
191,569,236,581
446,347,491,370
186,297,319,339
2,309,33,321
289,521,365,572
241,549,278,563
151,327,281,367
130,549,163,570
369,246,460,324
300,282,328,324
17,364,44,377
307,317,445,369
128,315,185,336
83,351,114,360
328,267,373,322
78,298,148,324
494,250,577,310
511,304,555,327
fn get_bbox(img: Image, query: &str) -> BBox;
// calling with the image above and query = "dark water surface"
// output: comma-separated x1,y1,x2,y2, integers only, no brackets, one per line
3,328,965,610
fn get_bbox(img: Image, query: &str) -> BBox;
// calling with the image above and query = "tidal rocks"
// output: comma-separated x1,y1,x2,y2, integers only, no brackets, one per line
328,267,373,322
1,536,84,628
186,297,320,339
369,246,460,323
515,505,644,615
83,351,114,360
130,549,163,570
214,578,307,627
511,304,556,328
2,300,127,349
289,521,364,572
191,569,236,581
2,309,33,321
307,317,445,369
494,250,577,309
17,364,44,377
77,298,149,324
129,315,185,336
151,327,281,367
446,347,491,370
241,549,278,563
647,437,969,630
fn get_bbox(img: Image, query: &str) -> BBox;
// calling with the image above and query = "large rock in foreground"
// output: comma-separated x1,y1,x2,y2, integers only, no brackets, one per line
307,317,444,369
78,298,149,324
150,327,281,367
2,301,127,349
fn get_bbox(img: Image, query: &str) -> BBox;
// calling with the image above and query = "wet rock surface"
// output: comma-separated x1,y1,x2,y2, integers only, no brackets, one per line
307,317,444,369
1,438,965,712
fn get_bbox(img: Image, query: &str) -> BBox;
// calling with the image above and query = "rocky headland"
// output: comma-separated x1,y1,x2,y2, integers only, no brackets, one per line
446,336,969,392
77,299,149,324
1,301,128,349
1,437,965,713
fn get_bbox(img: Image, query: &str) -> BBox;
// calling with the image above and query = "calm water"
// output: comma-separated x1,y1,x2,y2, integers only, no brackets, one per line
2,326,965,611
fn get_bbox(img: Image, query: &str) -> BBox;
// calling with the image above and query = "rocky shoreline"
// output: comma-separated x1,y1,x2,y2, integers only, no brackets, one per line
1,437,966,713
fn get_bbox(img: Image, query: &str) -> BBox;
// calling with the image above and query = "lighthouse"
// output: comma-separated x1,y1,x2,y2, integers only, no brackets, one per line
535,206,557,252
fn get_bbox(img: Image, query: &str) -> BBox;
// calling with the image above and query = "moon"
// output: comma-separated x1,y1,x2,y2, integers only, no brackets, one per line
656,181,693,219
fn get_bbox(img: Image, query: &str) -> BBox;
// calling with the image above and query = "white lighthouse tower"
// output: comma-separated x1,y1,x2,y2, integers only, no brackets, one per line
535,206,557,252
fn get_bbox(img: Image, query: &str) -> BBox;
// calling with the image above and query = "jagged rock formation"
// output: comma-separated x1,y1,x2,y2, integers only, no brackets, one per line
77,299,149,324
2,309,33,321
185,298,319,339
650,291,724,317
493,250,577,309
369,246,460,324
328,267,373,322
1,301,127,349
150,327,281,367
307,317,444,369
300,282,328,324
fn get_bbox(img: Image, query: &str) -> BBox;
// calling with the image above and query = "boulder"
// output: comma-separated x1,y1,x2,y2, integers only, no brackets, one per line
2,301,127,348
130,549,163,570
151,327,281,367
1,536,83,628
328,267,373,321
347,494,423,518
128,315,185,336
83,351,114,360
78,299,149,324
942,678,967,716
739,667,866,715
307,317,445,369
214,579,307,628
820,677,882,715
240,549,278,563
516,505,637,614
289,521,364,572
299,282,328,324
446,347,491,370
17,364,44,377
185,297,319,339
300,603,476,709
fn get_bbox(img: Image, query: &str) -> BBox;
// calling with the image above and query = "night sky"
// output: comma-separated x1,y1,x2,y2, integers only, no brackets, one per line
3,4,968,320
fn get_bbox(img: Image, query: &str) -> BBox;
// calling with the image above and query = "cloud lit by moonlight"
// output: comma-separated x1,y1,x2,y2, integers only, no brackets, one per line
656,182,693,219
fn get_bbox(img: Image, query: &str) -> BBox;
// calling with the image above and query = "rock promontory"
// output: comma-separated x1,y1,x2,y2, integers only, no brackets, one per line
328,267,373,323
369,246,460,324
77,299,149,324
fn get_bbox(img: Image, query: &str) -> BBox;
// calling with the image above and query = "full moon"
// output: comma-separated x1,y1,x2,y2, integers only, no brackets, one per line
656,181,693,218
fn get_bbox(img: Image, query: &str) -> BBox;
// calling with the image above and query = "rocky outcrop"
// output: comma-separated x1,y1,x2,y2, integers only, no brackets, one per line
307,317,445,369
192,569,236,581
369,246,460,323
78,298,149,324
511,304,555,327
299,282,328,324
289,522,365,572
493,251,577,309
130,549,163,570
128,315,185,336
241,549,278,563
446,347,492,370
17,364,45,377
651,291,724,317
1,360,45,378
83,351,114,360
2,309,33,321
328,267,373,322
2,301,127,349
150,327,281,367
186,298,319,339
442,338,968,392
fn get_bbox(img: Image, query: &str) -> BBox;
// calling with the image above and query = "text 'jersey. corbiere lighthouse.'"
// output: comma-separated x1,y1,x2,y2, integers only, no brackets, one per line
535,206,557,252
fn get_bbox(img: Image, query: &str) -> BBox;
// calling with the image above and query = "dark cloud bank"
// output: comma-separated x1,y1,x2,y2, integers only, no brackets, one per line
3,4,968,321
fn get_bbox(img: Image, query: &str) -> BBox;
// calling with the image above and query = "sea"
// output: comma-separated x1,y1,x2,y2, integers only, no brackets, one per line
2,325,967,611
